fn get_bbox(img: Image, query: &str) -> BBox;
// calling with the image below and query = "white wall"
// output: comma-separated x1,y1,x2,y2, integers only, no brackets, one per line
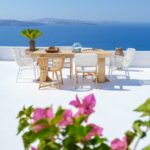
0,46,150,67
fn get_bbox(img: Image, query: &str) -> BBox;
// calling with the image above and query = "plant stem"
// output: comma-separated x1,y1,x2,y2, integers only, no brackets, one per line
133,136,141,150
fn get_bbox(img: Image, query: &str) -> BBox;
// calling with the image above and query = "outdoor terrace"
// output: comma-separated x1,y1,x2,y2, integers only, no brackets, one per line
0,46,150,150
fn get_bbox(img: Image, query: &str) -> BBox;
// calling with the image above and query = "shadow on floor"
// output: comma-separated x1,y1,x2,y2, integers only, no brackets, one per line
100,75,150,91
60,74,150,92
35,67,150,91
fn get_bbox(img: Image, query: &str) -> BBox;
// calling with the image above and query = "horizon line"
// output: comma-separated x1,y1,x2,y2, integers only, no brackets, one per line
0,18,150,24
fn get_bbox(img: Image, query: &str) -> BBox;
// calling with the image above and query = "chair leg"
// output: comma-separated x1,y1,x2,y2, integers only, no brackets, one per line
75,71,78,84
125,68,130,79
55,71,60,88
36,66,39,78
16,67,21,82
33,66,37,81
74,70,78,89
127,70,130,79
52,72,54,79
110,68,113,76
124,68,128,79
83,73,85,78
95,73,98,89
39,71,43,89
109,66,111,76
60,70,63,85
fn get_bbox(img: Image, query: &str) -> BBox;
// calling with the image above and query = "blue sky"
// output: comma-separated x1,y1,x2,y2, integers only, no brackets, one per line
0,0,150,22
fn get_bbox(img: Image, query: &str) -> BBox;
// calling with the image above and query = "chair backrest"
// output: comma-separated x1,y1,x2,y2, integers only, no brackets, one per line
52,56,65,69
11,48,25,59
75,53,98,67
11,48,35,67
123,48,136,67
38,57,49,70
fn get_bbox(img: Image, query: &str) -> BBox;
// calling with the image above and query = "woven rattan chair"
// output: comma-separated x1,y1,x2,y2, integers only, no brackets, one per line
38,56,64,89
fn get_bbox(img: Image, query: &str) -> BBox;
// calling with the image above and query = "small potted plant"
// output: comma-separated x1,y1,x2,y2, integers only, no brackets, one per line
21,29,43,51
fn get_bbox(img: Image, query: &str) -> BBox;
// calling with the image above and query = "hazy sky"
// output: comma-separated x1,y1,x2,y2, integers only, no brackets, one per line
0,0,150,22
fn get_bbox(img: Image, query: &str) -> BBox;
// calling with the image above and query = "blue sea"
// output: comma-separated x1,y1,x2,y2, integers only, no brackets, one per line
0,24,150,50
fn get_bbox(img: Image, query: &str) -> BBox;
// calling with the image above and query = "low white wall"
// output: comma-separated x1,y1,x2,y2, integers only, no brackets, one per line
0,46,150,67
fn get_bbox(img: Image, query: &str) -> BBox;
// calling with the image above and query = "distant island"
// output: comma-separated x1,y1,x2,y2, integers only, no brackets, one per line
0,18,122,26
0,18,148,26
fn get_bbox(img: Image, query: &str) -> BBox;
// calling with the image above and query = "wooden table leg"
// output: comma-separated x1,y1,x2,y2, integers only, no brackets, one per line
36,70,52,82
97,58,109,83
42,70,52,82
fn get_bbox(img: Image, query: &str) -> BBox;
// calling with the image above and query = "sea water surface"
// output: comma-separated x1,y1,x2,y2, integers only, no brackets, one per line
0,24,150,50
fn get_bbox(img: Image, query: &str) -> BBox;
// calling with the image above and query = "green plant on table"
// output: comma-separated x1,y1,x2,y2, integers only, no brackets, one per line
21,29,43,51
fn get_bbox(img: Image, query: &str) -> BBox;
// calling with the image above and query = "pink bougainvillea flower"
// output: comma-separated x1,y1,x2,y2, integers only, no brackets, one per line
59,109,73,127
31,147,38,150
33,108,54,122
46,108,54,118
111,137,127,150
84,123,103,141
33,108,47,122
33,108,54,132
70,94,96,118
69,95,81,108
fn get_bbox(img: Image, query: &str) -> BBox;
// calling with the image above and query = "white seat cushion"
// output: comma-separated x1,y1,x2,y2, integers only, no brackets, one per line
76,67,97,73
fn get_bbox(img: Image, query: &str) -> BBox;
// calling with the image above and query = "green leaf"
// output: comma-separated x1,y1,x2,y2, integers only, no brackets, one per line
89,136,107,146
73,115,88,125
142,121,150,128
133,120,143,133
34,119,49,126
51,106,64,124
17,106,33,119
21,29,43,40
22,131,37,150
24,106,33,118
125,130,136,145
143,145,150,150
63,138,81,150
140,131,146,139
38,141,61,150
35,126,59,140
17,110,25,118
94,143,111,150
17,117,29,134
66,125,92,142
134,98,150,115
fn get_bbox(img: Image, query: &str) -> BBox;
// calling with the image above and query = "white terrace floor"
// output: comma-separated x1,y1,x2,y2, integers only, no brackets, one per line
0,61,150,150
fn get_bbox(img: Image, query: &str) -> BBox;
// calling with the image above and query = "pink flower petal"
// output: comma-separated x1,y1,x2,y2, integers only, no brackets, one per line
69,95,81,108
46,108,54,118
59,109,73,127
33,108,47,122
31,147,38,150
84,124,103,141
111,138,127,150
83,94,96,108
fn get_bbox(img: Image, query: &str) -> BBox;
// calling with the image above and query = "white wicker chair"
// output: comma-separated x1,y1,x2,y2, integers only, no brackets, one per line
75,53,98,88
109,48,136,78
11,48,38,82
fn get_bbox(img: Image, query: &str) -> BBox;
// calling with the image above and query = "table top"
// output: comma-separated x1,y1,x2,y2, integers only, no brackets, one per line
30,48,112,58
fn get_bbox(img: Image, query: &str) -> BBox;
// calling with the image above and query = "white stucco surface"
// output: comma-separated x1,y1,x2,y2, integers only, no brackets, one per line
0,46,150,67
0,61,150,150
